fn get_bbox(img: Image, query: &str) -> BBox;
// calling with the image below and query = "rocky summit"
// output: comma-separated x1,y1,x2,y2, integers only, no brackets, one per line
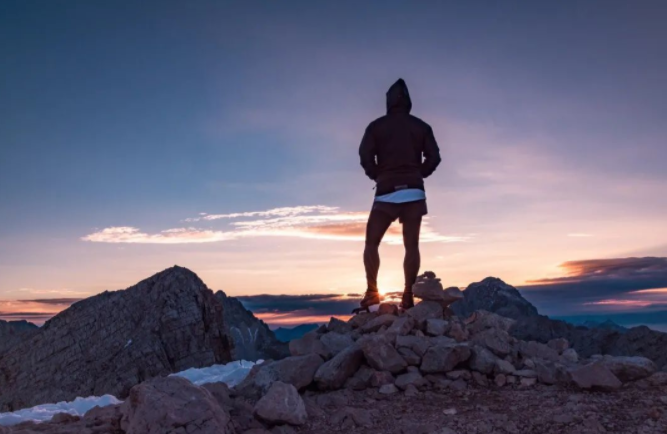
6,271,667,434
0,266,235,412
2,270,667,434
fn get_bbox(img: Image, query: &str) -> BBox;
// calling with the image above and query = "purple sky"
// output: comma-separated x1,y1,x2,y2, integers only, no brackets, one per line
1,1,666,326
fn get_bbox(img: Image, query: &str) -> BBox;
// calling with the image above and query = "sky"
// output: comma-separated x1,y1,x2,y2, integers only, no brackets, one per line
1,1,667,328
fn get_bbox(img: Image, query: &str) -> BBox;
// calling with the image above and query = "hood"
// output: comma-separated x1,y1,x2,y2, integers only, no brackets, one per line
386,78,412,114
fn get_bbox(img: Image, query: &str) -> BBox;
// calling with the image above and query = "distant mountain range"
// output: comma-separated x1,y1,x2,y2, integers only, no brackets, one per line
273,323,319,342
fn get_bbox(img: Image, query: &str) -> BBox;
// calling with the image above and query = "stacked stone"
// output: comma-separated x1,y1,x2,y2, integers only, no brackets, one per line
231,277,659,429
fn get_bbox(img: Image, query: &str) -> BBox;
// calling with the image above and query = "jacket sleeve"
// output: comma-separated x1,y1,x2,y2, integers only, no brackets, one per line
359,124,378,181
420,125,441,178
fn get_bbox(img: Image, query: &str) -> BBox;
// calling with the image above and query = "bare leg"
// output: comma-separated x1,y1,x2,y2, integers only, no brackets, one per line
364,209,394,293
402,215,422,294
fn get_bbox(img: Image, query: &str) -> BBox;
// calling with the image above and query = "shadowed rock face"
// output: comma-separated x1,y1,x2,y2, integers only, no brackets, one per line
215,291,288,361
0,320,38,354
0,266,234,412
451,277,539,320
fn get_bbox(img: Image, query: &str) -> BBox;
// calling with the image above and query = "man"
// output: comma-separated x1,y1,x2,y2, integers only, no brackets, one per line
357,78,441,312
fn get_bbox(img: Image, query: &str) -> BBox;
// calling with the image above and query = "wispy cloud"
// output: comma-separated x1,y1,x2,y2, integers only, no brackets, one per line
83,205,470,245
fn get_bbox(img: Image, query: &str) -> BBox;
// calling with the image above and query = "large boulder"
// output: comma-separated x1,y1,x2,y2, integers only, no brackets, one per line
406,301,444,328
471,328,513,357
120,376,234,434
569,362,622,390
598,355,657,381
235,354,324,398
420,344,471,374
361,339,407,374
254,381,307,426
314,345,364,390
469,346,498,375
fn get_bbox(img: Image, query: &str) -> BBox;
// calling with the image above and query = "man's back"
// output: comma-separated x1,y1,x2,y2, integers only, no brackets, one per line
359,79,441,196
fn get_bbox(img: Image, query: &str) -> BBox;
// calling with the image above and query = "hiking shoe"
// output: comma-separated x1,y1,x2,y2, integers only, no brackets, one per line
360,290,381,308
399,292,414,310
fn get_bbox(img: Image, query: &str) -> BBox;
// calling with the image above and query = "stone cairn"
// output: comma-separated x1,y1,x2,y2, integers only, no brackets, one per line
232,271,660,428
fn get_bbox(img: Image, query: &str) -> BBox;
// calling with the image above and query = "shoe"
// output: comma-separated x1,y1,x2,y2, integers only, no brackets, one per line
352,290,381,314
399,292,414,310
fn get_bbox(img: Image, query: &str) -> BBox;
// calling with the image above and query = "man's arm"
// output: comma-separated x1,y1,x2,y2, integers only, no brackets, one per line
420,125,441,178
359,125,378,181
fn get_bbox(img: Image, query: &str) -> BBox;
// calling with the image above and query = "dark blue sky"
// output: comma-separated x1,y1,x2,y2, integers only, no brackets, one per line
1,1,666,323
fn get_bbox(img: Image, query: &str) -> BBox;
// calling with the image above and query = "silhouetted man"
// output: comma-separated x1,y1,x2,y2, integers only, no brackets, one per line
357,78,441,312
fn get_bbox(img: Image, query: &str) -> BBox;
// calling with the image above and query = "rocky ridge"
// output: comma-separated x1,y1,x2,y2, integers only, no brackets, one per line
4,271,667,434
216,291,289,361
0,266,235,412
0,320,38,354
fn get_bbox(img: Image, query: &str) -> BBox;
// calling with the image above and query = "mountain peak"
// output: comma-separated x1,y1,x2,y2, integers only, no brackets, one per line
451,276,539,319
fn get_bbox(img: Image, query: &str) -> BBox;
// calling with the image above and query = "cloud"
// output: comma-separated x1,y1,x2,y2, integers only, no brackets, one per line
520,257,667,314
83,205,469,245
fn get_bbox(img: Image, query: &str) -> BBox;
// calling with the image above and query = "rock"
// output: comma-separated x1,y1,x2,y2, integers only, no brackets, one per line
314,344,364,390
514,369,536,378
254,381,307,426
202,382,234,408
425,319,450,336
547,338,569,353
120,376,233,434
520,377,537,387
386,316,416,336
449,379,467,391
420,344,471,374
471,328,512,357
328,317,353,334
361,339,407,374
404,383,419,397
215,291,288,361
397,347,421,365
347,312,377,329
450,277,539,320
236,354,324,398
0,266,235,412
494,359,516,375
446,370,471,380
494,374,507,387
395,371,426,390
360,314,398,334
598,355,657,381
396,335,433,357
561,348,579,364
465,310,516,334
406,301,444,327
289,331,327,358
330,407,374,428
378,303,399,316
472,371,488,386
379,384,399,395
446,322,469,342
345,365,374,390
569,362,622,390
534,359,563,385
469,346,498,375
370,370,395,387
320,332,354,358
517,341,560,362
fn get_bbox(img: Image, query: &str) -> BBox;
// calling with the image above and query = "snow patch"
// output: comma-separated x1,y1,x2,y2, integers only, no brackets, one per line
170,359,261,387
0,359,259,426
0,395,121,426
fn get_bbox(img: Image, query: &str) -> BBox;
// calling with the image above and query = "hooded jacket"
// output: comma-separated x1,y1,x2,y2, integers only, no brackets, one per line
359,79,441,196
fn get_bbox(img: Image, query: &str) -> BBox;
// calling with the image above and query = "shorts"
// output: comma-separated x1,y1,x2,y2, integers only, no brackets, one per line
370,199,428,224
